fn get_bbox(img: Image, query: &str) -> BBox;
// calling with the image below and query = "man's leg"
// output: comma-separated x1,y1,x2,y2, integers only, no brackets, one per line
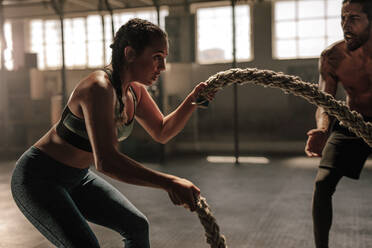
312,167,342,248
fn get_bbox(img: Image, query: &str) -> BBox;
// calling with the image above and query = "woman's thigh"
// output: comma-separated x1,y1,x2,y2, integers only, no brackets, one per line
11,148,100,247
11,177,100,248
71,171,149,236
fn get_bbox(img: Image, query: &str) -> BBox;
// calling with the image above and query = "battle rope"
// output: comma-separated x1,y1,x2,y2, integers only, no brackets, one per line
194,67,372,147
196,197,228,248
193,68,372,248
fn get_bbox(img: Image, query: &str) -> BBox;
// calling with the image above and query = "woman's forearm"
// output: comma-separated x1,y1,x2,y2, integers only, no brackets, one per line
97,151,176,190
158,93,197,143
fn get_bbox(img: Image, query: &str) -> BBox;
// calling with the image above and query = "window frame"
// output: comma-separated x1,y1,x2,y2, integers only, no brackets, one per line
272,0,343,60
191,1,253,65
28,6,168,70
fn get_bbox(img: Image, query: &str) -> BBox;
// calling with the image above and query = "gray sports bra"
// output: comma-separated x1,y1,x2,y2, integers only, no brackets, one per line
56,69,137,152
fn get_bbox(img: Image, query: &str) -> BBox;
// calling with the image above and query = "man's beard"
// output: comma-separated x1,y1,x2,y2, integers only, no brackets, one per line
346,26,370,51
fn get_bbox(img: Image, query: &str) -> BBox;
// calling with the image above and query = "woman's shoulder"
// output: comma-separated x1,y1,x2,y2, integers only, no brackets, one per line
76,70,116,100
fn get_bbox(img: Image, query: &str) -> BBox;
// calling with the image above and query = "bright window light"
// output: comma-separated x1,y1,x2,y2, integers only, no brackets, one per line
104,15,113,65
29,8,168,70
64,18,86,68
274,0,343,59
45,20,61,68
196,4,252,64
30,20,45,69
207,156,270,164
87,15,104,68
1,22,14,70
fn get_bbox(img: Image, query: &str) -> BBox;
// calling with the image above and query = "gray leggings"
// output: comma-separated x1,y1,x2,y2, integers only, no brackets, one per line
11,146,150,248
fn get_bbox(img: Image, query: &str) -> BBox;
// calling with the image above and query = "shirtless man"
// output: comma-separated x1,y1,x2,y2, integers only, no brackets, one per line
305,1,372,247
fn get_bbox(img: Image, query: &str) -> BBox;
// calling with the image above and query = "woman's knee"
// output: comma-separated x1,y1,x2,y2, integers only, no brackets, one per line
119,213,150,248
131,213,149,235
123,216,150,248
115,211,150,238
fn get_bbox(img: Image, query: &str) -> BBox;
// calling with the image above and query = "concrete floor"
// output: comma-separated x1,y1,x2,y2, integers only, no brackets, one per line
1,155,372,248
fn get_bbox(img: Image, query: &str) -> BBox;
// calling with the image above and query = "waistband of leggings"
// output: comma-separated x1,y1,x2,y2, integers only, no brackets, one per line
25,146,88,172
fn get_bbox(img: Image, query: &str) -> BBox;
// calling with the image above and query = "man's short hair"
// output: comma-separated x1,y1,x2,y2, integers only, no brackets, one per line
343,0,372,21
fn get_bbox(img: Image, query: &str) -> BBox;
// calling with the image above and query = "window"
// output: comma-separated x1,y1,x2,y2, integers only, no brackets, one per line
87,15,104,68
30,20,45,69
274,0,343,59
30,19,61,69
64,18,87,68
0,22,14,70
45,20,62,68
112,9,167,30
196,3,252,64
29,8,168,70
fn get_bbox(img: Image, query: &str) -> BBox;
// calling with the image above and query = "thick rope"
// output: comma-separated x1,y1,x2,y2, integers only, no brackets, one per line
196,197,228,248
195,67,372,147
194,68,372,248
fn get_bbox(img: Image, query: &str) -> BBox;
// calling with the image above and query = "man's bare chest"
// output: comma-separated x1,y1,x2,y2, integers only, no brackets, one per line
336,60,372,94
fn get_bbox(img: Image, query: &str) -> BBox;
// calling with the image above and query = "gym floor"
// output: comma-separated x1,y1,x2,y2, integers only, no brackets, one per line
1,155,372,248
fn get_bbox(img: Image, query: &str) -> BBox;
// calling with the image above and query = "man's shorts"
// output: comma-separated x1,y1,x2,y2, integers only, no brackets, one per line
319,117,372,179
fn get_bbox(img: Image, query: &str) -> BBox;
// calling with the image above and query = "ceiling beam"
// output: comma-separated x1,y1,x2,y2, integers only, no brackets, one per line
4,0,242,19
137,0,153,6
108,0,125,8
3,0,45,4
67,0,95,9
3,0,49,7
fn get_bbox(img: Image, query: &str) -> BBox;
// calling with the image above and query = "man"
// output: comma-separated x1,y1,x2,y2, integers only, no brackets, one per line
305,0,372,247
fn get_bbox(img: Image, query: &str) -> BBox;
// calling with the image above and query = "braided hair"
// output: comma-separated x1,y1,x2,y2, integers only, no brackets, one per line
108,18,167,123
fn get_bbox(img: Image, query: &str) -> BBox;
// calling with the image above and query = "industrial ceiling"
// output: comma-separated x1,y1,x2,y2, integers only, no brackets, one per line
2,0,258,19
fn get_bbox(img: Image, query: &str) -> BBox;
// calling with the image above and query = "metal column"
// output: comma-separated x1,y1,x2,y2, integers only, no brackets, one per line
231,0,239,164
0,0,5,70
152,0,165,163
98,0,113,65
51,0,67,107
153,0,161,27
0,0,6,152
104,0,115,39
152,0,163,112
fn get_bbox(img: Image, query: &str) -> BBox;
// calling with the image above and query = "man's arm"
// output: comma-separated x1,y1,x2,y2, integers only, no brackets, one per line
316,49,339,131
305,48,339,157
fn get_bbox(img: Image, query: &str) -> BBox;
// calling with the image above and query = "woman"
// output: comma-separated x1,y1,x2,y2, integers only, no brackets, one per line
11,18,214,248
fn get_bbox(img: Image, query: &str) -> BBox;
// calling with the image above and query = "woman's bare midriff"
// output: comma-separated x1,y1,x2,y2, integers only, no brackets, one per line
34,125,94,169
